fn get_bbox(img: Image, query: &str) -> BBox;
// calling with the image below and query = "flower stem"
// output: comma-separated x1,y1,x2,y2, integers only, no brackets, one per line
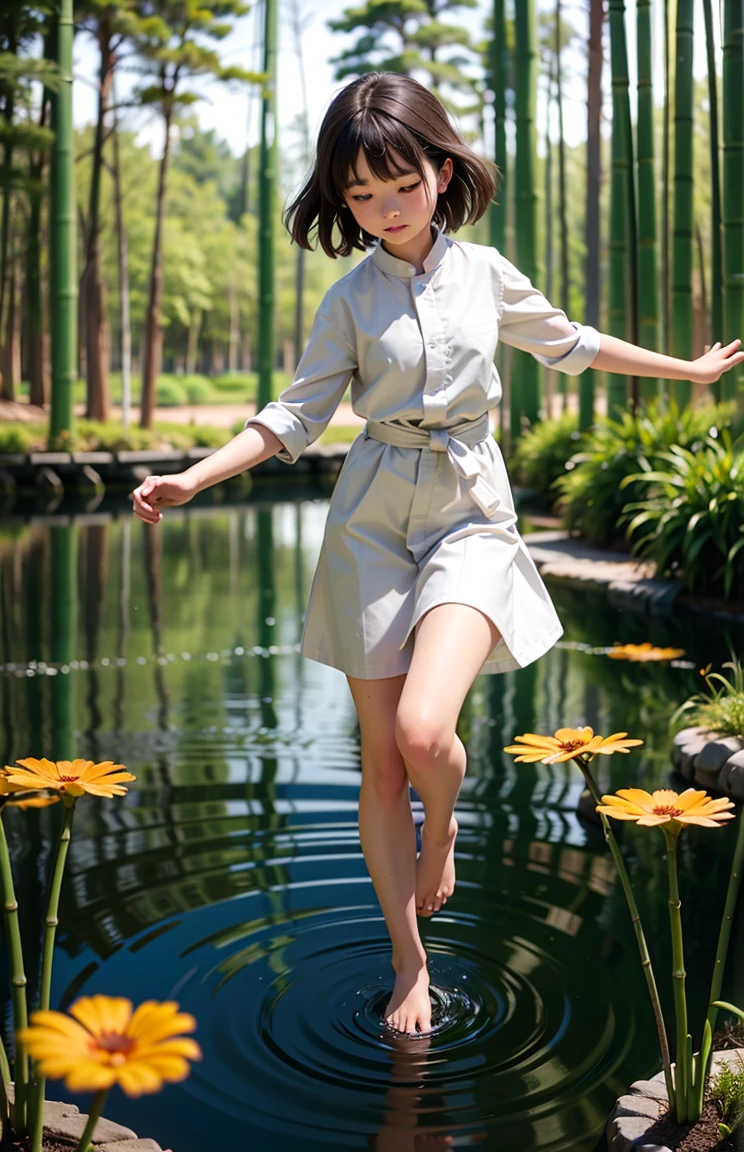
30,799,76,1152
665,828,693,1122
579,758,675,1108
697,805,744,1115
0,810,29,1133
74,1089,109,1152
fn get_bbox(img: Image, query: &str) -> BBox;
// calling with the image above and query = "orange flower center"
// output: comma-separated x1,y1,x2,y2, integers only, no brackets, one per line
653,805,683,818
93,1032,135,1057
59,775,79,782
560,740,588,753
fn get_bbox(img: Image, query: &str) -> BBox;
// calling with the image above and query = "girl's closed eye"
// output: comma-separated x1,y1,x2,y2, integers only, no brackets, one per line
352,181,421,202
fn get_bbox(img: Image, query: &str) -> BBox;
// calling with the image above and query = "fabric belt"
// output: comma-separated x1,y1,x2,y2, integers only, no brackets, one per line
364,413,501,518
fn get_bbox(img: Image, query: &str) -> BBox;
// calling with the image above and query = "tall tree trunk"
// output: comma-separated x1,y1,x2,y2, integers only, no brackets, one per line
607,0,635,416
544,51,554,418
488,0,507,253
513,0,541,431
0,84,15,378
258,0,279,410
636,0,659,402
111,78,131,426
186,310,200,375
140,99,173,429
27,188,49,407
662,0,672,358
722,0,744,404
703,0,723,402
290,0,310,376
671,0,694,408
49,0,77,444
1,258,21,398
580,0,603,430
555,0,569,413
229,280,239,373
84,23,113,422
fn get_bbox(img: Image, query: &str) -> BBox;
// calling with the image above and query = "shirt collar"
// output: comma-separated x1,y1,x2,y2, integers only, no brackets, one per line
371,227,450,278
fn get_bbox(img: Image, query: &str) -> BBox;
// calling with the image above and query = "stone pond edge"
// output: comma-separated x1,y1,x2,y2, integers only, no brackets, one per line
6,1083,164,1151
606,1049,744,1151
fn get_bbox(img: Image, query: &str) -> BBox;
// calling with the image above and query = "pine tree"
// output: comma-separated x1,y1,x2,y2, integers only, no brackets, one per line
125,0,262,428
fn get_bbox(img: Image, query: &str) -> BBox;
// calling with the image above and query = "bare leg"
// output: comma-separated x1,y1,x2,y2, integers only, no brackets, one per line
347,674,431,1035
396,604,501,916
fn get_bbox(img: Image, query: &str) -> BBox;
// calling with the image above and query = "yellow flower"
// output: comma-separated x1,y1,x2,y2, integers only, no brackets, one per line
19,995,201,1098
607,642,685,662
597,787,735,829
5,795,60,811
503,727,643,764
3,758,135,799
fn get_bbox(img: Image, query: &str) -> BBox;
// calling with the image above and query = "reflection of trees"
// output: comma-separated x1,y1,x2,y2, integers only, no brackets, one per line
83,523,108,757
143,523,169,732
50,524,76,761
114,517,131,735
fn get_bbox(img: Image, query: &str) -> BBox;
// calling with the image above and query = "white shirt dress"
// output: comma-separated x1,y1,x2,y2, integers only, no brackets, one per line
245,229,600,680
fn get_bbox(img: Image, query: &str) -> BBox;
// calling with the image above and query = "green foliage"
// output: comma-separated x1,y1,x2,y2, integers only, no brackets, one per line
673,660,744,740
555,401,734,547
0,419,232,454
709,1056,744,1138
622,432,744,596
0,423,35,453
508,411,581,502
155,378,187,407
182,376,214,404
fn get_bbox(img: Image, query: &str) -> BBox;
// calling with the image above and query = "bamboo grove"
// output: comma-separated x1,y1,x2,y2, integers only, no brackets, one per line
0,0,742,444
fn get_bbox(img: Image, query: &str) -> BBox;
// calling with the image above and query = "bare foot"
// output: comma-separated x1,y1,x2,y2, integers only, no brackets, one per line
416,818,457,916
385,966,432,1035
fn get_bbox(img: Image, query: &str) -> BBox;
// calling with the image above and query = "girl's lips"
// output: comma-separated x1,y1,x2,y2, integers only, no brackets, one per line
385,224,407,232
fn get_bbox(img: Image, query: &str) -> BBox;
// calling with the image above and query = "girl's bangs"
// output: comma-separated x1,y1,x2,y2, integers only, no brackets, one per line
330,112,428,197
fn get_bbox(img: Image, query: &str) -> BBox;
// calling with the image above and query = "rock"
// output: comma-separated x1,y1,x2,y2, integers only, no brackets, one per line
614,1093,662,1120
46,1109,138,1144
671,727,703,768
628,1077,669,1102
608,1114,662,1152
677,732,710,781
694,737,744,790
720,750,744,801
96,1141,163,1152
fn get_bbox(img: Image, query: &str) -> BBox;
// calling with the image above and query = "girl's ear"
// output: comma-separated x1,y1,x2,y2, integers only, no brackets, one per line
437,157,454,194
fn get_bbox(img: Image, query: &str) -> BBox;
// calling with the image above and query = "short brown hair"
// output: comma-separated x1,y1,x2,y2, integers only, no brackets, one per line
284,73,499,258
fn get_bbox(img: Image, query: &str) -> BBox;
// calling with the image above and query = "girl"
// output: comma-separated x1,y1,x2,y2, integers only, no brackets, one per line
132,72,743,1038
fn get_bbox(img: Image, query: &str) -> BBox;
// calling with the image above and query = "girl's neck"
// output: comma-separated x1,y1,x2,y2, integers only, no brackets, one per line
381,221,437,274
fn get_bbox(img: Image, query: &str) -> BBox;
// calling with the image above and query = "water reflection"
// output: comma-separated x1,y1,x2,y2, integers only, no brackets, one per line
0,496,742,1150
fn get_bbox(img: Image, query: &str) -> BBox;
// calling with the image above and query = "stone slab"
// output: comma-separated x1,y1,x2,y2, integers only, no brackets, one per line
96,1140,163,1152
695,736,744,776
46,1109,138,1144
614,1093,662,1120
720,750,744,800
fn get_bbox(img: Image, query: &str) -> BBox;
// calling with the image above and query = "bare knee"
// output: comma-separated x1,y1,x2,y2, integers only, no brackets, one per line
395,705,451,770
361,736,408,806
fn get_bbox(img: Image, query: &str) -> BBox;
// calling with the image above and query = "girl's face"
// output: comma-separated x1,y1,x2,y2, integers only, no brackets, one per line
342,149,453,249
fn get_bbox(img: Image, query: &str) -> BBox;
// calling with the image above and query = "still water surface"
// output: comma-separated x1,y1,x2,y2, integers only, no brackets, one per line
1,488,743,1151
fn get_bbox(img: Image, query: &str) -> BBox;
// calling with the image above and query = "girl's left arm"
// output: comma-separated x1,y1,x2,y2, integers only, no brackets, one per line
590,332,744,386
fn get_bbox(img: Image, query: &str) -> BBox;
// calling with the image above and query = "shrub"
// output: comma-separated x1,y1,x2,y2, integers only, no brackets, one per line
155,377,187,407
509,411,582,502
622,432,744,595
673,660,744,740
182,376,214,405
0,423,36,453
709,1054,744,1138
555,400,732,548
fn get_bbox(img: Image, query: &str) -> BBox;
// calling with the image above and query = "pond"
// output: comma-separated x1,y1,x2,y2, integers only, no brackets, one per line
0,485,743,1151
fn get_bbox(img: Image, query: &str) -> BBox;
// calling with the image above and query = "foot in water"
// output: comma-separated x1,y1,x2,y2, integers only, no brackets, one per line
416,817,457,916
385,965,431,1035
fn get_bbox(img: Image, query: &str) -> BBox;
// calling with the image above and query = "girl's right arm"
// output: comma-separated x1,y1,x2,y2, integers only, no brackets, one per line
131,423,283,524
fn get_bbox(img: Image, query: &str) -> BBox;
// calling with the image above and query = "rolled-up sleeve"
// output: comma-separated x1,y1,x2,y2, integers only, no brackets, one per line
244,308,357,464
496,253,600,375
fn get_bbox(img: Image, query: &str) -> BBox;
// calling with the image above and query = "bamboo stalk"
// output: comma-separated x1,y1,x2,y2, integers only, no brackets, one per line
0,811,29,1133
670,0,694,409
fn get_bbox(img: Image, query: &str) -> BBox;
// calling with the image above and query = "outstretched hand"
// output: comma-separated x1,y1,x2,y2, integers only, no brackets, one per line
691,338,744,385
131,472,197,524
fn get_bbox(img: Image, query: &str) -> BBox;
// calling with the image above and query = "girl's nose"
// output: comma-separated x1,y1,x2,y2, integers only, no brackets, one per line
382,202,401,218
